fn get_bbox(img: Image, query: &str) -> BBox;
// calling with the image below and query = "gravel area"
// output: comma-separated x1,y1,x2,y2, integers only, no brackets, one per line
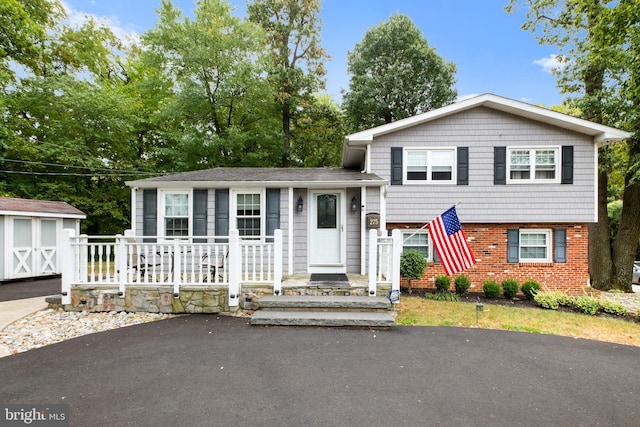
0,309,174,356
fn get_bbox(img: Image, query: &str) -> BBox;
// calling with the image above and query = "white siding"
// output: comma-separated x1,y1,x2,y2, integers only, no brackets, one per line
370,107,596,223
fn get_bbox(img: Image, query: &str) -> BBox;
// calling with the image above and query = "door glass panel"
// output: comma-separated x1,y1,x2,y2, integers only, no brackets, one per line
13,219,32,246
40,220,57,246
317,194,337,229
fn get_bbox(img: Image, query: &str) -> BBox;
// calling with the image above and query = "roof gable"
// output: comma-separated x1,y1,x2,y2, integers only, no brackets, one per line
343,94,632,169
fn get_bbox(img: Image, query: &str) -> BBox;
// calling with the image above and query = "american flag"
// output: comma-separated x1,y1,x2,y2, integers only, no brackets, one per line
427,206,476,276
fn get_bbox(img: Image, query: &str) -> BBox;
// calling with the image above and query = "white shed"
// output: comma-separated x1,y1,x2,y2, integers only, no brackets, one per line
0,197,85,281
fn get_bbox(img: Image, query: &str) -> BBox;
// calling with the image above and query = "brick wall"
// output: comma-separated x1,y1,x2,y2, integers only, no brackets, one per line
390,222,590,295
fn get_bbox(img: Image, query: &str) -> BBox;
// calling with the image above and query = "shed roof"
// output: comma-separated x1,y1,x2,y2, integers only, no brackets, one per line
127,167,386,189
0,197,86,218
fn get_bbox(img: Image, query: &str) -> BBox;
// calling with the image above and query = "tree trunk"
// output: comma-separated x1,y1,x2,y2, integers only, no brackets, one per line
611,137,640,292
589,159,613,290
281,98,291,167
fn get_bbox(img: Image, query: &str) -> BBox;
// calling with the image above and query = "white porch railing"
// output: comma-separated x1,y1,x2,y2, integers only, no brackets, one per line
368,229,401,297
60,229,283,307
59,227,401,308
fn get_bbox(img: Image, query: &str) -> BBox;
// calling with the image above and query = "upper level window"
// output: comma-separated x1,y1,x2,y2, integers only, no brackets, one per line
405,148,455,183
163,192,190,237
236,192,262,238
508,148,559,183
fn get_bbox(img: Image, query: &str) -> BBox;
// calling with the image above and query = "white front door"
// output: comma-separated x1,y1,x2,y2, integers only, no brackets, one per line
309,191,345,272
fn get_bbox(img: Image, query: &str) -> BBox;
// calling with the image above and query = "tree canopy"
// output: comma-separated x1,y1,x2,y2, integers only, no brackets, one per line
342,13,457,131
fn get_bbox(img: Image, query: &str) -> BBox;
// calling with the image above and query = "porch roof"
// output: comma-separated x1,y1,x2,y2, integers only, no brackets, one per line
126,167,386,189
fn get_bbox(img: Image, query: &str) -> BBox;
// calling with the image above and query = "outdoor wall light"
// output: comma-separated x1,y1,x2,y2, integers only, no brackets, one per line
296,196,304,212
351,196,358,212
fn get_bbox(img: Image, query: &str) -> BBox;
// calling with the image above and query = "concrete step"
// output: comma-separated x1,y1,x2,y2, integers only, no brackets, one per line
258,295,391,311
250,310,395,328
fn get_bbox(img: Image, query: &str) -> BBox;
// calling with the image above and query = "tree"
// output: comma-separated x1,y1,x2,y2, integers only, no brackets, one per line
400,249,427,295
342,13,457,131
141,0,279,171
506,0,640,291
291,94,344,167
248,0,328,166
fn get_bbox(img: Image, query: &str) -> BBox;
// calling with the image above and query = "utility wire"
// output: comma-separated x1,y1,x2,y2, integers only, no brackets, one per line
1,158,159,175
0,170,155,177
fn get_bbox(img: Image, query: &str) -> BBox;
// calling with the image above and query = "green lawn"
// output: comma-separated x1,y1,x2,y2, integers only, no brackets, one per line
397,296,640,347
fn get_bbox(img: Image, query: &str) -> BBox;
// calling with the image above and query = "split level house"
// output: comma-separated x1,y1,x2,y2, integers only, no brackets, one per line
125,94,631,295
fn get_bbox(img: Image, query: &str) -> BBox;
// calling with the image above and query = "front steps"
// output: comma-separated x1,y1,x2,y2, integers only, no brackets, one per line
250,295,396,328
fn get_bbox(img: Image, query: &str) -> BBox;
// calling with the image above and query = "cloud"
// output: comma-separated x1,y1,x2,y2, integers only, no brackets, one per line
60,1,141,47
533,54,567,74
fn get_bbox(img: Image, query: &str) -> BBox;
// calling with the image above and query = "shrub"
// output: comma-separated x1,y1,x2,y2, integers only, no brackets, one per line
433,292,460,302
502,279,519,299
435,275,451,293
483,280,501,299
400,249,427,294
557,293,574,307
521,280,540,301
534,291,561,310
599,300,627,316
454,275,471,295
573,296,600,315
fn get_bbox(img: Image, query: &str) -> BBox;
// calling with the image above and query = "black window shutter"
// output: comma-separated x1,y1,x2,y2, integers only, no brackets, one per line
266,188,280,242
554,229,567,262
507,228,519,263
391,147,403,185
215,189,229,242
561,146,574,184
457,147,469,185
193,189,208,242
494,147,507,185
142,189,157,243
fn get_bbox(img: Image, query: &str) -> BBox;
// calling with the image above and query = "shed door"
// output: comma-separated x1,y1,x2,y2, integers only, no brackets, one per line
309,191,345,272
9,218,59,279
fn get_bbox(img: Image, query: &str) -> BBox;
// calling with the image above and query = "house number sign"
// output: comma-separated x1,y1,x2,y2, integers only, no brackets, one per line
366,213,380,229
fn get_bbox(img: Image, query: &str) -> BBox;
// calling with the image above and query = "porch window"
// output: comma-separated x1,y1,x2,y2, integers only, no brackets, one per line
236,193,261,237
164,193,189,237
402,231,431,261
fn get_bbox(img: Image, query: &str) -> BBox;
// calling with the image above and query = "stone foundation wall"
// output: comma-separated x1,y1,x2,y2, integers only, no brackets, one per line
67,286,231,314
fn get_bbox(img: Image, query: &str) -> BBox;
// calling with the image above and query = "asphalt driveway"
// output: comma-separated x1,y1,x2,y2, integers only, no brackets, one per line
1,315,639,426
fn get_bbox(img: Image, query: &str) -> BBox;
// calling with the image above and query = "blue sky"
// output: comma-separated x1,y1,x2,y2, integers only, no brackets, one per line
62,0,565,107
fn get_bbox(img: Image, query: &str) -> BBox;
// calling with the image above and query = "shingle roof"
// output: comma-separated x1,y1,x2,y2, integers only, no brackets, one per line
0,197,86,217
127,167,386,188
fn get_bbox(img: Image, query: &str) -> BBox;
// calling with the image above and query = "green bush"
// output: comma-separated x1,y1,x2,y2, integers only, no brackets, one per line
433,292,460,302
557,293,574,307
502,279,519,299
599,300,627,316
454,275,471,295
534,291,561,310
435,275,451,293
483,280,501,299
521,280,540,301
573,296,600,315
400,249,427,294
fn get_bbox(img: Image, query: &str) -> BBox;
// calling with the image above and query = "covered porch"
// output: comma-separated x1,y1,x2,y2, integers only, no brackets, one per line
59,228,402,314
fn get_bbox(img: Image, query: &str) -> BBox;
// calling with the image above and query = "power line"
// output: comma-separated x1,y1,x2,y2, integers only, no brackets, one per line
0,170,157,177
1,158,159,175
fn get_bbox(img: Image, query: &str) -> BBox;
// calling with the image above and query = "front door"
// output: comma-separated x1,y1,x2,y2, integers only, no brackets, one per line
309,191,345,272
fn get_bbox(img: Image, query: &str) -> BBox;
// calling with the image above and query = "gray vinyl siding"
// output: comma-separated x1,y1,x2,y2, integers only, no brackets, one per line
345,188,361,273
293,188,307,272
370,107,596,223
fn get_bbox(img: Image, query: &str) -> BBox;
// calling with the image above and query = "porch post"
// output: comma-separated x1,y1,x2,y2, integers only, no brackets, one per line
115,234,126,297
172,239,181,297
368,229,378,296
60,229,75,305
274,229,283,295
79,234,88,283
228,229,240,307
391,229,402,292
